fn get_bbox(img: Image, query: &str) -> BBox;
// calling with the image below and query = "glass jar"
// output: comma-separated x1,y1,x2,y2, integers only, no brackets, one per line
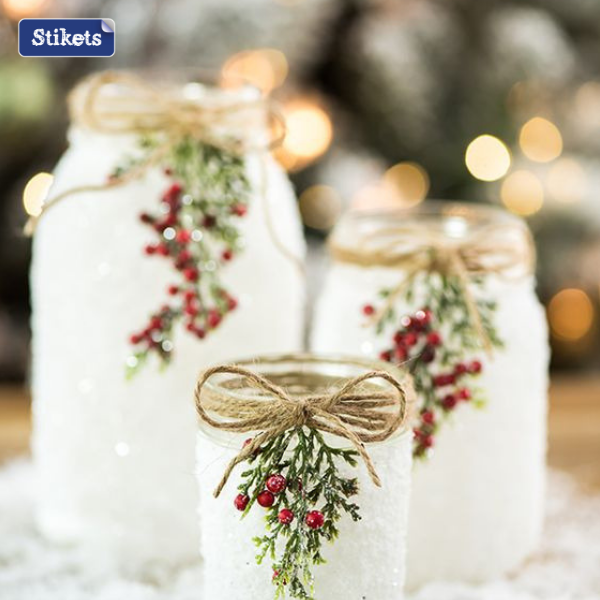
29,70,305,570
311,202,550,586
195,354,414,599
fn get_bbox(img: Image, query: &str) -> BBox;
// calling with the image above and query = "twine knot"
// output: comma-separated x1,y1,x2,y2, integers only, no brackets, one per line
195,363,414,498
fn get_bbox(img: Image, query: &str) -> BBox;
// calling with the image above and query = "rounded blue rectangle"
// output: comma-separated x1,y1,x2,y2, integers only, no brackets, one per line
19,18,115,57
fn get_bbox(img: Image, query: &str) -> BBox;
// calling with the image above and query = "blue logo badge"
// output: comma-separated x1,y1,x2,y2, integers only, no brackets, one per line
19,18,115,57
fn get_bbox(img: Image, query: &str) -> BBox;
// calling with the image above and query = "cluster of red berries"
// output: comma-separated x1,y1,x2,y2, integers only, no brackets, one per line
365,304,485,457
234,449,325,531
129,176,247,358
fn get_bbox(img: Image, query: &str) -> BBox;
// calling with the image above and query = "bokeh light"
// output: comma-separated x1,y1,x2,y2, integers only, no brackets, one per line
23,172,53,217
278,98,333,171
465,135,511,181
299,185,342,230
519,117,563,163
221,49,288,94
351,182,401,211
575,82,600,128
547,158,587,204
3,0,47,19
383,162,429,207
500,170,544,216
548,288,595,341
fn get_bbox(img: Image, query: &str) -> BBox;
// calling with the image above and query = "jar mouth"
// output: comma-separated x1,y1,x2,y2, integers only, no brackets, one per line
340,200,524,237
203,353,410,399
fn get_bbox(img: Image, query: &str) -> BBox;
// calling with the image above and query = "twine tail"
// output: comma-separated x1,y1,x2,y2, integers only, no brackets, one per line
450,252,493,356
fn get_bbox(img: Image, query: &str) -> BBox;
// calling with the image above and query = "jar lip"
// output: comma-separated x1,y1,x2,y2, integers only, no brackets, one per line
341,200,522,227
203,352,410,397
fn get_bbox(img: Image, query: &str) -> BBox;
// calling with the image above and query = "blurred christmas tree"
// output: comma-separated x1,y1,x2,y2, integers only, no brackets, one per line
1,0,599,377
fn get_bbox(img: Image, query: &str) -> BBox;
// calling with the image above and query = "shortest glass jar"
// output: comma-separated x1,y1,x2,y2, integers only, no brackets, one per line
195,354,415,600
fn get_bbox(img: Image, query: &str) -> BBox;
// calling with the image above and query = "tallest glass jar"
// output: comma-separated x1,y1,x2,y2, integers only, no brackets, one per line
30,71,305,570
311,202,549,587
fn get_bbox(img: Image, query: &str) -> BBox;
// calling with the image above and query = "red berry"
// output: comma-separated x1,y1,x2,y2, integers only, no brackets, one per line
129,333,142,344
232,204,247,217
183,290,196,303
442,394,457,410
194,327,206,339
266,474,287,494
156,244,170,256
184,304,198,317
393,331,404,345
163,167,173,176
379,350,392,362
144,244,156,255
362,304,375,316
257,490,275,508
227,296,238,311
176,229,191,244
305,510,325,530
421,346,436,363
183,267,199,282
234,494,249,511
207,309,221,329
168,285,179,296
203,215,216,228
394,346,407,362
454,363,468,376
415,308,432,324
178,250,193,264
140,213,153,224
458,388,472,401
222,249,233,261
422,435,434,448
278,509,294,525
149,316,163,330
164,183,182,200
422,410,435,425
404,332,418,347
400,315,413,329
469,360,483,374
427,331,442,346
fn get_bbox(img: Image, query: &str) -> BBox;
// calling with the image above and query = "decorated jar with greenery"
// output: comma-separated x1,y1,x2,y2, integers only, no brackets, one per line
29,70,305,569
311,202,550,586
194,354,414,599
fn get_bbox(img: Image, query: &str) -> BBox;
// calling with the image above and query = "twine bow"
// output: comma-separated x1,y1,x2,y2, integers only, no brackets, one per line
24,71,302,271
194,364,413,498
330,221,536,355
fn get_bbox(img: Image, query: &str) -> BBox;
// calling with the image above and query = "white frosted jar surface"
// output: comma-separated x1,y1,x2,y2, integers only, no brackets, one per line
311,206,550,587
30,114,305,568
195,358,414,599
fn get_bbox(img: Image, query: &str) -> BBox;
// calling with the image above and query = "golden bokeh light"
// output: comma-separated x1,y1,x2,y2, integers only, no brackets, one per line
519,117,563,163
351,182,403,211
23,172,53,217
500,170,544,216
299,185,342,230
383,162,429,207
548,288,595,341
547,158,587,204
3,0,47,18
465,135,511,182
280,99,333,170
221,49,288,94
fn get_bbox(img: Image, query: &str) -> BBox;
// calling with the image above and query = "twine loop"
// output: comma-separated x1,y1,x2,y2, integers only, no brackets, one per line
195,363,414,498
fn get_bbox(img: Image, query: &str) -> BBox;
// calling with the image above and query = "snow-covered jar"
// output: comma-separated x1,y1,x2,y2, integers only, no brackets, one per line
29,70,305,570
195,354,415,599
311,203,550,586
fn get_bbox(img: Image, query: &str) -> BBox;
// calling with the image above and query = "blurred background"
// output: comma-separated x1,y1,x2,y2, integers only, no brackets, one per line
0,0,599,470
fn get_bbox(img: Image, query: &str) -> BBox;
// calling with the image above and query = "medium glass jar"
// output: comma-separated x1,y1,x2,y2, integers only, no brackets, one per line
29,71,305,570
311,203,550,586
195,354,414,599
